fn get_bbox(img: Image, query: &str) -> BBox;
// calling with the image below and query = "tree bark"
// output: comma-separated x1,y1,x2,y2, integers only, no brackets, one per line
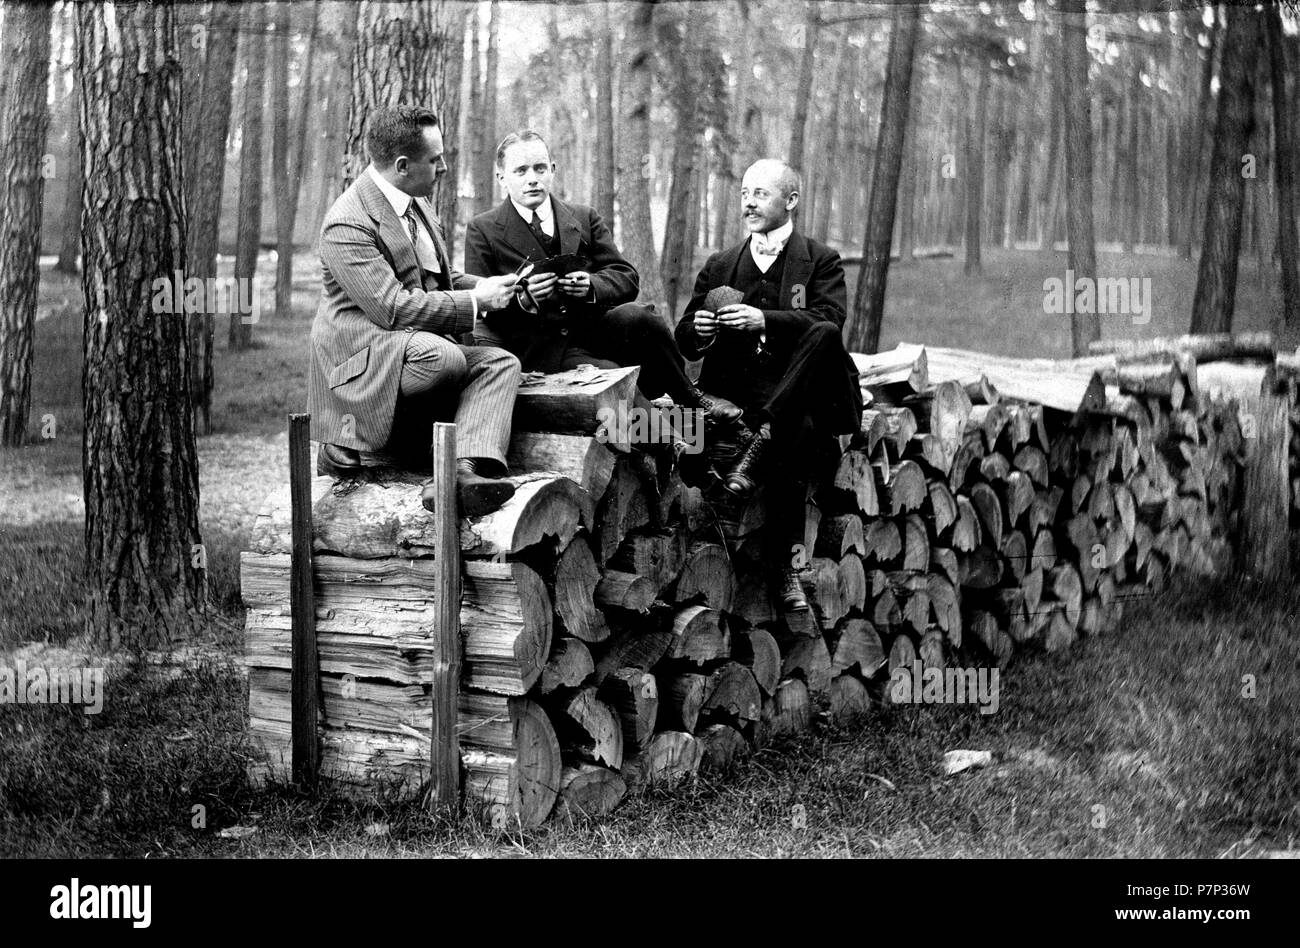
342,1,466,245
474,0,499,215
660,3,708,317
616,0,666,315
1181,10,1219,260
1189,4,1260,335
229,1,267,351
185,1,240,434
78,0,205,646
1266,4,1299,326
962,56,989,276
273,2,321,319
594,0,616,227
55,2,80,276
896,54,921,263
787,7,820,211
0,0,52,448
1059,0,1099,356
812,31,855,245
845,1,920,355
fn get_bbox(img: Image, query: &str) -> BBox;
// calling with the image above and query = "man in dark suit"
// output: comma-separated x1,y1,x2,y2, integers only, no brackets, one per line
464,130,740,426
674,159,863,610
307,105,524,516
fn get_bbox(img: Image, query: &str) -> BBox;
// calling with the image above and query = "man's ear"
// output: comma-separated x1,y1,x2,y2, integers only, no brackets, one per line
394,155,409,176
786,191,800,212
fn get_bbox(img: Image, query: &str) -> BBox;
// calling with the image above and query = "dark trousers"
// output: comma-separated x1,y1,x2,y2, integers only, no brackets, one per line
742,322,858,557
566,302,696,404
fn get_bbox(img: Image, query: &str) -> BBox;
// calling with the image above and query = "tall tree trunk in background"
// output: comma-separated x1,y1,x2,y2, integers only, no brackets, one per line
714,6,757,251
617,0,665,315
0,0,51,448
813,32,855,245
474,0,499,215
229,1,267,351
1059,0,1098,355
1190,4,1260,335
661,5,707,316
273,2,322,319
178,0,207,220
312,0,359,242
1181,9,1219,260
467,6,481,208
847,1,920,355
594,0,616,226
962,56,989,277
896,55,921,263
343,0,466,249
186,0,240,434
1267,5,1298,325
787,6,819,227
1120,46,1141,253
55,3,80,275
78,0,205,647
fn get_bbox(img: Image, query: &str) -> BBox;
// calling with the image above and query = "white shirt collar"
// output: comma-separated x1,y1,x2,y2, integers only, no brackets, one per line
368,164,413,218
511,195,554,227
751,219,794,255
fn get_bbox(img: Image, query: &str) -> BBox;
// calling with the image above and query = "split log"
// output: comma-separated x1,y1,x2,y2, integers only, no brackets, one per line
969,610,1013,667
507,433,616,498
1047,562,1083,628
877,407,919,459
674,542,737,611
621,731,702,790
702,662,763,725
851,344,929,394
1001,471,1034,527
927,480,958,535
732,627,782,695
808,556,848,626
1087,331,1275,363
1001,530,1028,581
590,458,654,565
874,459,927,514
828,449,880,515
552,539,610,643
459,695,562,828
829,617,886,676
919,629,945,669
594,569,656,613
930,547,960,585
594,609,674,681
697,723,749,772
608,530,688,593
958,547,1003,589
980,452,1011,483
538,637,595,694
660,671,712,728
970,403,1010,452
761,678,813,738
1013,445,1049,487
598,668,659,752
830,674,873,724
514,364,641,445
951,496,983,551
923,345,1106,412
864,519,903,563
969,482,1004,545
780,635,834,695
839,553,867,614
949,431,986,491
732,574,777,627
857,409,889,455
556,687,624,769
460,560,555,694
901,514,930,571
668,605,730,664
556,764,627,819
817,513,867,558
925,573,961,645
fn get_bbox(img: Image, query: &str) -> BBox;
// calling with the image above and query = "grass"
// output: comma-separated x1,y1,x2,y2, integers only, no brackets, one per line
2,247,1297,857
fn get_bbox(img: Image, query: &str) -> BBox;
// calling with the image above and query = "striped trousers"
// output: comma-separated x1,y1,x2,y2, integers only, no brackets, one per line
391,332,520,468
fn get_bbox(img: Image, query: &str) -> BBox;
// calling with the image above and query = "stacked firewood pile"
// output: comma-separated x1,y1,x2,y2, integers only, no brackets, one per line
241,335,1284,828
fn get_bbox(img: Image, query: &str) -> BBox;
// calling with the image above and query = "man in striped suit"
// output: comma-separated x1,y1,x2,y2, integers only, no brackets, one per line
307,105,523,516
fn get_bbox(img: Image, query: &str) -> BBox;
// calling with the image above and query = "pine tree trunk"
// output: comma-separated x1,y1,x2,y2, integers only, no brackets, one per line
0,0,52,448
312,1,359,242
786,7,819,225
812,33,855,245
1181,12,1219,260
616,0,666,316
229,1,267,351
896,56,921,263
1266,5,1299,325
78,0,205,646
963,56,989,277
55,2,80,276
474,0,499,215
186,1,240,435
846,0,921,355
594,0,616,227
1190,4,1260,335
1059,0,1099,355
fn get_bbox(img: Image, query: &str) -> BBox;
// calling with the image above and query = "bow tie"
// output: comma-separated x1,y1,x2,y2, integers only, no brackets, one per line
752,234,784,257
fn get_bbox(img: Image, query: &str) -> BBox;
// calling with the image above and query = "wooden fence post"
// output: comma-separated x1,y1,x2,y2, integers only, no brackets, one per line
288,413,320,790
429,422,461,811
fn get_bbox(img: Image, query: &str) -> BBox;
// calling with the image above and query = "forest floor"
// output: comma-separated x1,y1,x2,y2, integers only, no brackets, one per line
1,245,1297,857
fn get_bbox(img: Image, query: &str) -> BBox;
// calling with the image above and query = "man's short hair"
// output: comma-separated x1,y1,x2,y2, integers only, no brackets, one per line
366,105,440,169
496,129,551,169
747,158,802,199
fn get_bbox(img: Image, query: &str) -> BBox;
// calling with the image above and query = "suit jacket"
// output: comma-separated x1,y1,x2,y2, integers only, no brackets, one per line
464,196,639,372
307,172,479,452
674,229,852,406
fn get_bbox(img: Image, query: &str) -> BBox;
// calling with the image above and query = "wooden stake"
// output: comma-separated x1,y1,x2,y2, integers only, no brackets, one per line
429,421,460,811
288,414,320,791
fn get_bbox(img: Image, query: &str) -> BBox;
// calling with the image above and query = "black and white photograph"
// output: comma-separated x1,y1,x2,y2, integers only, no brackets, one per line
0,0,1296,908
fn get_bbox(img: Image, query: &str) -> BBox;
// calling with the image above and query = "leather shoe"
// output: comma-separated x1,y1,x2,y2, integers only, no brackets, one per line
317,443,364,477
691,388,744,426
723,429,769,499
421,463,516,518
776,568,809,612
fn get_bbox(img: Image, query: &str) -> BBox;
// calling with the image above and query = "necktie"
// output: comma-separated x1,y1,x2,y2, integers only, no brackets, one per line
752,233,781,257
404,204,440,280
529,209,550,247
